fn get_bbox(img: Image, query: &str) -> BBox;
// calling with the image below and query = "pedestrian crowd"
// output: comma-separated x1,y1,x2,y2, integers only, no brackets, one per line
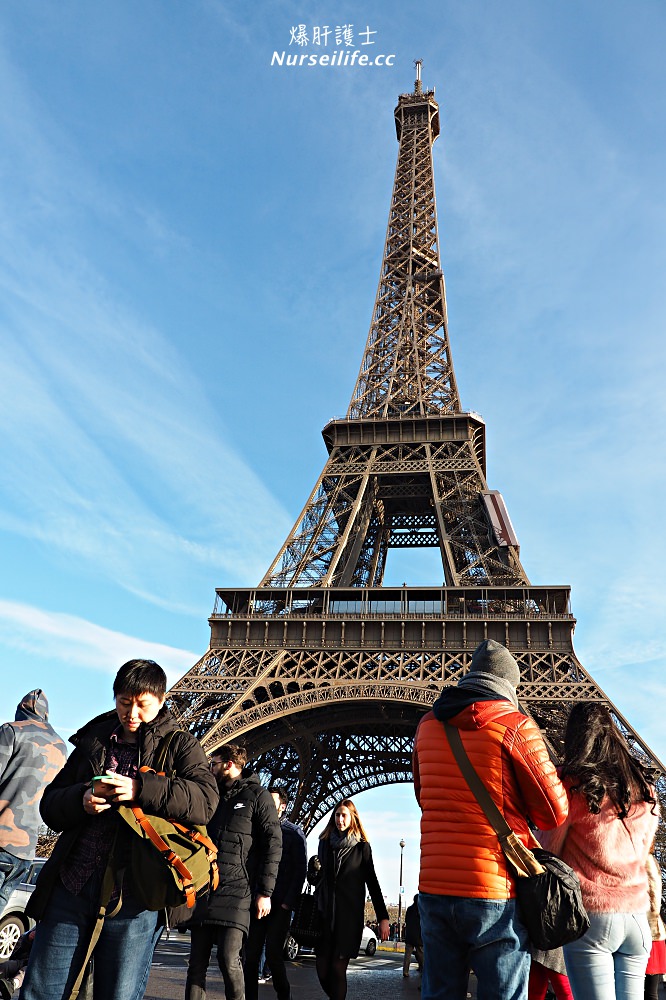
0,642,662,1000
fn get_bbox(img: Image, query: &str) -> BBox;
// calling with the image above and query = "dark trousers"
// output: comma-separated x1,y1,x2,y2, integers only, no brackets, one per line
244,906,293,1000
186,924,245,1000
644,973,661,1000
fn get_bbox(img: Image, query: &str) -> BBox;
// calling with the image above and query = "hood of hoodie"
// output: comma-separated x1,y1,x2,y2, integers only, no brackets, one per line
431,684,513,723
15,689,49,723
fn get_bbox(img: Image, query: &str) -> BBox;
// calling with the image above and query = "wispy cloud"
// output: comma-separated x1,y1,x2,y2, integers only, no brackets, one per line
0,598,195,689
0,41,292,612
578,581,666,677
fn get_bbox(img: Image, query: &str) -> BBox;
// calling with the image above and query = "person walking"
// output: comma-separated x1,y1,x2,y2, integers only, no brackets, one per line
312,798,390,1000
19,659,218,1000
0,690,66,910
644,853,666,1000
413,638,569,1000
185,744,282,1000
402,894,423,977
528,949,573,1000
539,702,659,1000
244,786,307,1000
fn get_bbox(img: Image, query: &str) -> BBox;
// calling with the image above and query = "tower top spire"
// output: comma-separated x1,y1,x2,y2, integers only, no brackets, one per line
347,71,454,418
414,58,423,95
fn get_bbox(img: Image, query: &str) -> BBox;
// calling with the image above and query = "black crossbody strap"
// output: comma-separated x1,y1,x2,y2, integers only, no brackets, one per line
155,729,187,775
443,722,512,837
443,722,543,877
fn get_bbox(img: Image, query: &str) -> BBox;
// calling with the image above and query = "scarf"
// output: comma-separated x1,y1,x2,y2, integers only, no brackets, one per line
329,828,359,875
432,672,518,722
456,671,518,708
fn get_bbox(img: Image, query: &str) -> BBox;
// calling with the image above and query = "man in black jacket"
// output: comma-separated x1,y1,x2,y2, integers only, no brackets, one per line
20,659,218,1000
185,744,282,1000
243,786,307,1000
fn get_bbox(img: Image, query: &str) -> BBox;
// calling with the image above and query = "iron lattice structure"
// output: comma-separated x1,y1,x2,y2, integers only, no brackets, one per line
169,66,663,831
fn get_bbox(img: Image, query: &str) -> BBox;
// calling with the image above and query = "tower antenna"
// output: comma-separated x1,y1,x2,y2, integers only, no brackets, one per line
414,58,423,94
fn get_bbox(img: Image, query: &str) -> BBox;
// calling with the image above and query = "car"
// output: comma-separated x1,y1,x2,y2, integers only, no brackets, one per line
0,860,45,961
359,924,378,956
283,923,378,961
284,934,300,961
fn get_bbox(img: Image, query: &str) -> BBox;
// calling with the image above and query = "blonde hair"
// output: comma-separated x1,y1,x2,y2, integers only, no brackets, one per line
319,798,370,842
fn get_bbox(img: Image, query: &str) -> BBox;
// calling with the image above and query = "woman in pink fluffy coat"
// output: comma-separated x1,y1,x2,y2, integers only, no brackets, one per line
540,702,658,1000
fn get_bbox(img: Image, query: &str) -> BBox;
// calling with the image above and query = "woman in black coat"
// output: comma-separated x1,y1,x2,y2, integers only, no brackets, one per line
313,799,389,1000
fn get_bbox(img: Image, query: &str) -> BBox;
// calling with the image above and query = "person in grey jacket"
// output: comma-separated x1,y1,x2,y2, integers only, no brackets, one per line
0,690,66,911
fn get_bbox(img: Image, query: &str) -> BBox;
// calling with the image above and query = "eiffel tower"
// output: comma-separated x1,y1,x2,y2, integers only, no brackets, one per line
169,64,663,830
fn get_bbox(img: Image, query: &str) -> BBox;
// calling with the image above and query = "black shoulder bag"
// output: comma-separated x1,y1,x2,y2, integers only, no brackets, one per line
290,884,324,947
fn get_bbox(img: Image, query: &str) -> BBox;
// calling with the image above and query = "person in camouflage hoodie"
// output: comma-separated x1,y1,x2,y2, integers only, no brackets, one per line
0,690,66,911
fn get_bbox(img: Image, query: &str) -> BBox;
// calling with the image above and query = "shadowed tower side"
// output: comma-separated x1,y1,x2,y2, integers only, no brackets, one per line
168,64,662,831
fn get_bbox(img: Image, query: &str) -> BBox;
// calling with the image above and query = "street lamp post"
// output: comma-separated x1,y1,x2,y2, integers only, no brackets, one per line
397,838,405,945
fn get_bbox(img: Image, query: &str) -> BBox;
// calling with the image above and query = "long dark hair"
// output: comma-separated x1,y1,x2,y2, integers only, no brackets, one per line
560,702,656,819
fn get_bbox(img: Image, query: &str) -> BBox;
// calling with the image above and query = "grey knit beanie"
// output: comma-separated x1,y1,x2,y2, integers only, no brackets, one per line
469,639,520,687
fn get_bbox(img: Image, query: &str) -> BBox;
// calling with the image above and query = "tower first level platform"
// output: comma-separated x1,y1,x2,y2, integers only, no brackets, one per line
178,585,606,751
169,581,658,828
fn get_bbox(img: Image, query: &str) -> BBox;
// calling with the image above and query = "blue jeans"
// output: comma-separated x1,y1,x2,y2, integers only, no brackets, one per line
20,877,162,1000
0,850,31,911
419,892,530,1000
563,912,651,1000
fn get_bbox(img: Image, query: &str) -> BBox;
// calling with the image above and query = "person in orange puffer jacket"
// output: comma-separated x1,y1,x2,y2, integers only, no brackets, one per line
413,639,568,1000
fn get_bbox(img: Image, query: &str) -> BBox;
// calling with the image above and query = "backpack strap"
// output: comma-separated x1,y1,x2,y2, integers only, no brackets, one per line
66,850,117,999
170,823,220,893
443,722,513,838
152,728,187,776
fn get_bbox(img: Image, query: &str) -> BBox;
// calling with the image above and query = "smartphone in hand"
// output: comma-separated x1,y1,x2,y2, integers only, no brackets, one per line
91,774,118,798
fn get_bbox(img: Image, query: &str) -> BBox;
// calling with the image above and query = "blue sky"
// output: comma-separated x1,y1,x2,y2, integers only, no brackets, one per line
1,0,665,903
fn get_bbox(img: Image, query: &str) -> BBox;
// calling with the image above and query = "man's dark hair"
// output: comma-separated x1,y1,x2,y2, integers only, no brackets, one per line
212,743,247,768
268,785,289,807
113,659,167,699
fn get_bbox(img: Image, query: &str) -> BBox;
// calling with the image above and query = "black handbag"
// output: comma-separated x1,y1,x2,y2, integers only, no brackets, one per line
290,885,324,947
444,722,589,951
514,847,590,950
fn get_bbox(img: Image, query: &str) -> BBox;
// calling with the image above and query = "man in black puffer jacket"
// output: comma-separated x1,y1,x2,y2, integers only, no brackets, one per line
20,659,219,1000
185,743,282,1000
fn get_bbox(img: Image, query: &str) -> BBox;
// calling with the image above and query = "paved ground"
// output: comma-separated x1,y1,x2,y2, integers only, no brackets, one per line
144,934,453,1000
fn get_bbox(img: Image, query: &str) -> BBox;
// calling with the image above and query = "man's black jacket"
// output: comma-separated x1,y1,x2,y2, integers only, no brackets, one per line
200,770,282,933
26,707,218,923
272,817,307,911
